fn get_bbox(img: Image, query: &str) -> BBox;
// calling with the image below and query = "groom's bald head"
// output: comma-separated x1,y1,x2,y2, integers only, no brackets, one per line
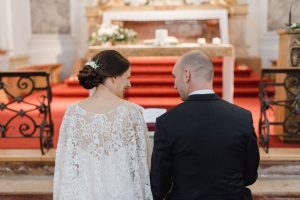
175,50,214,82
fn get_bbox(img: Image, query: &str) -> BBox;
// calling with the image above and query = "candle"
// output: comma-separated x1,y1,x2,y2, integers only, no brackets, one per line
212,37,221,45
155,29,168,46
197,38,206,45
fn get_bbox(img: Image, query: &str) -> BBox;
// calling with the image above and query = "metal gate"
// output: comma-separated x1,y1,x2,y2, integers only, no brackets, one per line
0,72,53,154
259,68,300,153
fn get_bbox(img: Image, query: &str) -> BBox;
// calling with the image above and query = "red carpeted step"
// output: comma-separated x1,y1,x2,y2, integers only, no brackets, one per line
51,56,261,98
127,96,182,109
216,88,260,97
64,79,79,86
214,88,261,97
230,69,251,77
129,56,223,66
214,77,261,87
128,56,178,65
126,87,179,97
131,76,174,85
52,84,88,97
126,87,260,98
130,76,260,87
131,66,173,74
131,66,251,77
128,95,261,109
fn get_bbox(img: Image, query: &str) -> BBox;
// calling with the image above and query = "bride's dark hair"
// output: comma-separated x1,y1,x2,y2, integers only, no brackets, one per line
77,50,130,89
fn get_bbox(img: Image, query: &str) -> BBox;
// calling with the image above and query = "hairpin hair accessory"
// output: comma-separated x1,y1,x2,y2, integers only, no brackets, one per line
86,60,100,69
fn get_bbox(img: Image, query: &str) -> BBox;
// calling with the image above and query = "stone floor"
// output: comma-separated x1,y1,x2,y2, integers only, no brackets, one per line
0,175,300,199
0,148,300,199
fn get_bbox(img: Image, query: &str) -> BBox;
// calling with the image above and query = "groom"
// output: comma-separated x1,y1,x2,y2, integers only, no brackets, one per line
150,50,260,200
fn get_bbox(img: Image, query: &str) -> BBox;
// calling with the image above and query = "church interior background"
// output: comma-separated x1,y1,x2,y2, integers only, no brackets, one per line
1,0,300,199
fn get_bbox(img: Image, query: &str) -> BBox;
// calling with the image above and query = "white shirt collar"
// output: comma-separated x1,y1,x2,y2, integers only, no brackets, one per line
189,89,215,96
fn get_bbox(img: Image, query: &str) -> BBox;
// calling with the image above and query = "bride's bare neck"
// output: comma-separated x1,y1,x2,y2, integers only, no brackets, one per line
78,85,125,113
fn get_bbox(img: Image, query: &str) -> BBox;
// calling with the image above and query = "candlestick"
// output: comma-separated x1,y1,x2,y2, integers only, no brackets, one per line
155,29,168,46
212,37,221,45
197,38,206,45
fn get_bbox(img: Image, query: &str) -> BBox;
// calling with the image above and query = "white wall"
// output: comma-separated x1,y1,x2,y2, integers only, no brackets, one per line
28,0,90,79
0,0,10,51
0,0,89,78
243,0,279,68
0,0,31,57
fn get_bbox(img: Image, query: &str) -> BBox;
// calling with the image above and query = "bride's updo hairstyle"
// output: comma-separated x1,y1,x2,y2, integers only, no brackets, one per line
77,50,130,89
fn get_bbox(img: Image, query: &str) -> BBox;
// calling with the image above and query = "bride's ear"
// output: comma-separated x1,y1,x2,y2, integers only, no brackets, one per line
103,77,115,87
108,76,117,83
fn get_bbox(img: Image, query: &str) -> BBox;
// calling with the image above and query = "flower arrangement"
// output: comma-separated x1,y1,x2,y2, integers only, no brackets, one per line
89,24,137,45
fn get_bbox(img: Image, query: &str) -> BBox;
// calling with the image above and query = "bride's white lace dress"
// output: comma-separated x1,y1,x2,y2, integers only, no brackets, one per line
53,101,153,200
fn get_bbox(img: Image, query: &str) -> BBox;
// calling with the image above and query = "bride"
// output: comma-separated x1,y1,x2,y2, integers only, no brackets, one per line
53,50,153,200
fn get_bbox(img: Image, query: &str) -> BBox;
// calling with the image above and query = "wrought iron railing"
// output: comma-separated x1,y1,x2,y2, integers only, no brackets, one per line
0,72,53,154
259,68,300,153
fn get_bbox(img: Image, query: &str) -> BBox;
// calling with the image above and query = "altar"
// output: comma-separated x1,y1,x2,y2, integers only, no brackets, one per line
88,43,235,103
101,9,229,43
85,1,247,103
85,1,248,56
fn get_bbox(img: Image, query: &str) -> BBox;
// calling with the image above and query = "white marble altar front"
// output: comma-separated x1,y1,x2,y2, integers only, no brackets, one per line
102,9,229,43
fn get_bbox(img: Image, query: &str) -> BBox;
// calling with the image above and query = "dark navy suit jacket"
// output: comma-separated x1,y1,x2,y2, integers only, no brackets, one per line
150,94,260,200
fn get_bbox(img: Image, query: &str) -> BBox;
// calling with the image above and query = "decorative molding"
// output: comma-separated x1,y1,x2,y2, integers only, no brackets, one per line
289,36,300,67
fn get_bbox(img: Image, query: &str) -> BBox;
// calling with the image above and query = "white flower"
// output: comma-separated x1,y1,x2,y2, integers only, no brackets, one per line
98,28,105,35
105,28,114,36
111,25,119,31
89,23,137,45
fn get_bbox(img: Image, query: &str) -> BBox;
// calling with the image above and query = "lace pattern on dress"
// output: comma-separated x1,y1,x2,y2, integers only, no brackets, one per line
53,102,153,200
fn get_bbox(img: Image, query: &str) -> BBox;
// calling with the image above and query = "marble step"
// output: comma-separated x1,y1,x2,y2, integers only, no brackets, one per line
1,149,300,198
0,175,299,199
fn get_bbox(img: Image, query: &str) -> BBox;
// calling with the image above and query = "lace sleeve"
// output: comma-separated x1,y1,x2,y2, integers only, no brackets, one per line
136,106,152,170
128,105,153,200
53,105,74,200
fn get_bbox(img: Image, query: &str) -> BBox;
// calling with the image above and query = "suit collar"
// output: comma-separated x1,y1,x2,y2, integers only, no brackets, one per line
186,93,220,101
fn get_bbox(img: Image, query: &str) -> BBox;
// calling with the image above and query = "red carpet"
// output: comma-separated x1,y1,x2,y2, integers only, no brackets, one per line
52,57,260,98
2,96,299,149
0,57,296,149
0,96,83,149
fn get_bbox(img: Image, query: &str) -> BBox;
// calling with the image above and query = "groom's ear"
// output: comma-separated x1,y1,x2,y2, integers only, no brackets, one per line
184,68,191,83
